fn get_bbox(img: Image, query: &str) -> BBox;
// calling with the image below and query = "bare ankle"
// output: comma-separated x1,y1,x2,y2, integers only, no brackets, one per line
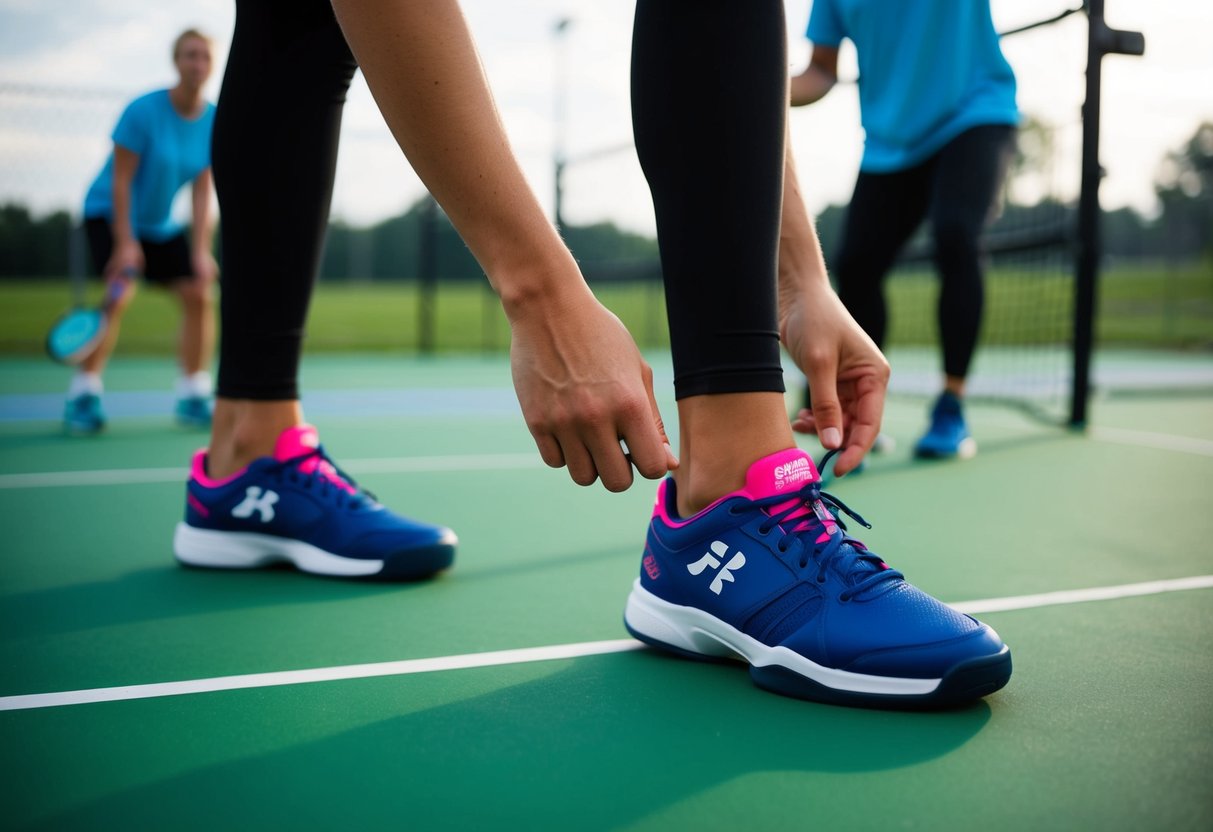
673,392,796,517
208,398,304,479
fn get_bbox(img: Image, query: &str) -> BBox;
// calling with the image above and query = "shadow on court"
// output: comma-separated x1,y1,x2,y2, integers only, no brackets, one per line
0,565,411,641
18,652,993,830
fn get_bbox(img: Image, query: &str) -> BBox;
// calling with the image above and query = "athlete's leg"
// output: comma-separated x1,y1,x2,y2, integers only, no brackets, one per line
624,5,1013,705
833,166,933,352
632,0,791,515
172,270,216,427
175,275,215,378
208,0,357,478
929,124,1016,394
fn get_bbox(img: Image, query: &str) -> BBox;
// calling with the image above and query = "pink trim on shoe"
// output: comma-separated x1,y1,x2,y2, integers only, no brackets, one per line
187,493,211,518
651,448,824,530
189,449,247,488
274,424,356,494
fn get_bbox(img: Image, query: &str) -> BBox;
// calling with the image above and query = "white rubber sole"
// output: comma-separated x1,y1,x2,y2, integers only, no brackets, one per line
624,579,942,697
173,523,384,577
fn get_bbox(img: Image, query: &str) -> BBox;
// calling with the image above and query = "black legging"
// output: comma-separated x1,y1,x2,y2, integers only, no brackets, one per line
833,124,1016,381
213,0,356,400
215,0,790,401
632,0,788,400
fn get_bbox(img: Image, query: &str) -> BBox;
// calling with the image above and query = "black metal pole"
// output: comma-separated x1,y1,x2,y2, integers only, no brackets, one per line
1070,0,1144,428
1071,1,1104,428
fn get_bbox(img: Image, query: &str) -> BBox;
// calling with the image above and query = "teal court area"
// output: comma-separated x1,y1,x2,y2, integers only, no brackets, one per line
1,352,1210,830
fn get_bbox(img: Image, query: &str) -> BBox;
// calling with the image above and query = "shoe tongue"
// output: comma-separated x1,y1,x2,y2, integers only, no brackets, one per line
743,450,885,587
743,448,840,538
273,424,355,494
274,424,321,461
743,448,820,500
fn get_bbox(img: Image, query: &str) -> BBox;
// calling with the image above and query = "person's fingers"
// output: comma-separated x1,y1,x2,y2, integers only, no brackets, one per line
559,435,601,487
791,407,818,435
619,367,678,479
531,431,566,470
586,428,635,492
806,359,843,451
831,378,886,476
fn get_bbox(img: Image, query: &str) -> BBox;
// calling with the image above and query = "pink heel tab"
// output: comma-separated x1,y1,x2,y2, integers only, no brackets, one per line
652,477,743,529
189,448,247,488
652,479,674,524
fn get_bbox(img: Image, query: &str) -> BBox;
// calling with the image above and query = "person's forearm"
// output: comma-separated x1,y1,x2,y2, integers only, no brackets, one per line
789,66,835,107
109,146,142,249
110,173,136,247
778,139,830,296
330,0,582,318
191,170,214,253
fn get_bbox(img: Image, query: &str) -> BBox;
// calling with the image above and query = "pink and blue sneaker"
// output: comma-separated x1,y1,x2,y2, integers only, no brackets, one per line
624,448,1011,708
173,425,456,580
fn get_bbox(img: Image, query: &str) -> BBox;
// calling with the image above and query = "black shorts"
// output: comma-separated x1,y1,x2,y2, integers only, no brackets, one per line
84,217,193,286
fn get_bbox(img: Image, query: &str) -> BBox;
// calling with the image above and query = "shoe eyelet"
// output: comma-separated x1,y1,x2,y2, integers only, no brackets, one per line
757,524,771,536
838,593,852,603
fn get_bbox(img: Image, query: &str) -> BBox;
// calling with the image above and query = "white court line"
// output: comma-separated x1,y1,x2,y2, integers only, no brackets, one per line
0,453,542,489
2,575,1211,713
1088,426,1213,458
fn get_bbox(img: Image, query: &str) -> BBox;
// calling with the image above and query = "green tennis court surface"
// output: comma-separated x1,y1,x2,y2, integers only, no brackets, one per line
2,353,1211,830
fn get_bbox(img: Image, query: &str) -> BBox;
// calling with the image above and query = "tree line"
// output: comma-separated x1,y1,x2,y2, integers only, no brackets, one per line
2,122,1209,281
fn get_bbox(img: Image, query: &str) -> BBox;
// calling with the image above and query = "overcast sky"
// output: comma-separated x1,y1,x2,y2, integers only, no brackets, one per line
1,0,1209,233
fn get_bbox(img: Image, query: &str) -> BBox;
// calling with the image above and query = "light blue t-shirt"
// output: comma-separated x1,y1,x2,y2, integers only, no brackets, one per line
83,89,215,242
806,0,1018,173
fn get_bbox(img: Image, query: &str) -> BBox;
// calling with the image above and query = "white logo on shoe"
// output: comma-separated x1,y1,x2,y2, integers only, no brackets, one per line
687,540,746,595
774,457,813,490
232,487,279,523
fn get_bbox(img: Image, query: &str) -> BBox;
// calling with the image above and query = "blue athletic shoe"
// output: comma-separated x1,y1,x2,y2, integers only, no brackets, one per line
173,424,456,580
624,448,1011,708
914,392,976,459
175,395,213,429
64,393,106,435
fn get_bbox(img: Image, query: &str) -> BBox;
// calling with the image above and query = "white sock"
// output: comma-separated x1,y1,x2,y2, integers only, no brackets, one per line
176,370,213,399
68,372,103,399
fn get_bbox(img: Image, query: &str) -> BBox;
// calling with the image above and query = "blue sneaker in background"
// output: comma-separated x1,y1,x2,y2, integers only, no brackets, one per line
173,424,456,580
624,448,1011,708
914,392,977,459
64,393,106,435
175,395,213,430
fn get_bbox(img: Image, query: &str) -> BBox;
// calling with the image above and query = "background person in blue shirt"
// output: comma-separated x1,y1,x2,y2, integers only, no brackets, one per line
69,28,218,435
790,0,1019,460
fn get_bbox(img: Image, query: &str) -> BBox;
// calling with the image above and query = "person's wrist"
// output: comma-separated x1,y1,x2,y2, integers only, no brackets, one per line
496,250,589,324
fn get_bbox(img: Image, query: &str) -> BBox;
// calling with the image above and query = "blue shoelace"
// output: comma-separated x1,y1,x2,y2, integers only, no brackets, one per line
749,449,903,601
272,446,376,511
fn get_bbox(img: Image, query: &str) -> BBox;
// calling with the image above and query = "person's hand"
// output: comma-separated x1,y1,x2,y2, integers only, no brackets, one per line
106,238,144,281
191,248,218,284
779,279,889,476
508,286,678,492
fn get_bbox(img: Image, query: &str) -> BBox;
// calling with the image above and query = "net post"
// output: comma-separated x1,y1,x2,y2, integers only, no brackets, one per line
1070,0,1145,429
